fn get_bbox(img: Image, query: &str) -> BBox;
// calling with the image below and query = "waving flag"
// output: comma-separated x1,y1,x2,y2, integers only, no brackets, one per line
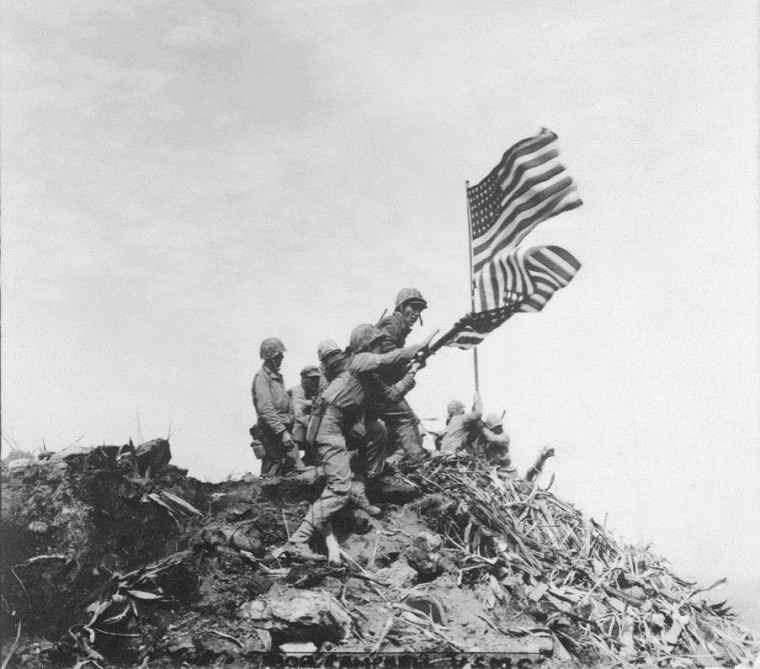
429,130,584,354
518,245,581,313
468,128,582,275
445,245,582,349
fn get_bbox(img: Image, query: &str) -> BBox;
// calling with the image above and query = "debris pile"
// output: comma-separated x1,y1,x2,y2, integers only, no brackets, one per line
1,442,758,668
416,455,760,667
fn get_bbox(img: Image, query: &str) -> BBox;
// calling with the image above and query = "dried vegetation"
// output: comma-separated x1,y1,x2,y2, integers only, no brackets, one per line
1,444,757,668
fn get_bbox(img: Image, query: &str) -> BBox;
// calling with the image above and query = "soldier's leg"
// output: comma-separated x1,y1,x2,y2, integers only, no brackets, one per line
383,399,426,465
356,419,388,478
289,435,351,545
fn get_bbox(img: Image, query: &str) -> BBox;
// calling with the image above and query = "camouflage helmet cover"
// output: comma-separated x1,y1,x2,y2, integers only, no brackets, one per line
394,287,428,311
260,337,286,360
317,339,342,362
350,323,386,353
300,365,322,378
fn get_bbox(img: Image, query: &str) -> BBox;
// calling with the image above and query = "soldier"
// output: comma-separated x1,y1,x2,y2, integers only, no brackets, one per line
440,393,483,453
317,339,344,384
288,365,324,459
370,288,430,466
477,413,511,467
251,338,304,477
275,324,432,562
317,339,382,517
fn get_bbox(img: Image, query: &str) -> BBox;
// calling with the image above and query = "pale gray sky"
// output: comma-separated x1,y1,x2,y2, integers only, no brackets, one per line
2,0,758,620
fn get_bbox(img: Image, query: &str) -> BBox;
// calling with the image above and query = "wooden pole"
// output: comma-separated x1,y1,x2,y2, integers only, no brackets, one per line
465,181,480,392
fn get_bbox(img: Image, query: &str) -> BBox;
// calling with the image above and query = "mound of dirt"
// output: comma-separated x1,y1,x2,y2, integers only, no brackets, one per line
1,442,758,668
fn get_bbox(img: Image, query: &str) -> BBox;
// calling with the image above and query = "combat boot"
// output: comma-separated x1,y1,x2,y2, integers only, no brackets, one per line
365,473,420,505
350,476,382,517
272,521,326,562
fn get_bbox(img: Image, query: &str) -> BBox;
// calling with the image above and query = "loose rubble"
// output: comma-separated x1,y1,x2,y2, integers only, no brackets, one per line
1,442,758,668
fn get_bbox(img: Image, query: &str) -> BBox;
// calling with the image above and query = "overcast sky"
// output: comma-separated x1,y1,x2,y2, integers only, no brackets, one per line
2,0,758,622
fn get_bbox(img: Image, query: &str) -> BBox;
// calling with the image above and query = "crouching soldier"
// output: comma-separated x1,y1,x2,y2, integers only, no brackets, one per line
251,337,304,477
275,325,433,563
478,413,511,467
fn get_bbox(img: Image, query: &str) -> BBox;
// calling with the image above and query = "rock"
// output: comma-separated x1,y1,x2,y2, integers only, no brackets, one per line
375,562,417,590
165,631,195,655
239,588,351,643
27,521,48,534
198,524,264,557
197,631,241,657
279,641,318,654
404,531,444,578
135,438,172,476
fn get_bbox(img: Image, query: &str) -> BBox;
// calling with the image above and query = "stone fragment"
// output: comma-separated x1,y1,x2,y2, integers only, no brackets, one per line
404,532,443,578
239,589,351,642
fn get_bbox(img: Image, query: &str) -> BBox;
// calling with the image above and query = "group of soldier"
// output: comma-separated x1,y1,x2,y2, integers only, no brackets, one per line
250,287,516,564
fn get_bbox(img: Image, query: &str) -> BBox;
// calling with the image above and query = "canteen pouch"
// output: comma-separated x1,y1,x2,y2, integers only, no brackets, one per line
249,425,266,460
305,399,327,449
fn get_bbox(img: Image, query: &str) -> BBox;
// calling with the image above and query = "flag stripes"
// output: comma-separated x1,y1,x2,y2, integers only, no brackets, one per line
444,303,523,350
468,128,582,274
474,246,534,312
446,245,581,349
446,329,486,350
518,246,581,313
440,129,584,352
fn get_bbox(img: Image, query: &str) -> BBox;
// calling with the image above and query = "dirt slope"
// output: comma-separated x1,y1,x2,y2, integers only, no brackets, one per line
1,443,757,668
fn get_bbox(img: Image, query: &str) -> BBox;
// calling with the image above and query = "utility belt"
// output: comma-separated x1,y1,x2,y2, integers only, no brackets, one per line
305,400,366,450
251,418,293,461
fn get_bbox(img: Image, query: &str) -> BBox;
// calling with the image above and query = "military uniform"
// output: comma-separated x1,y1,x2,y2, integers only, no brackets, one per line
479,429,511,466
440,410,482,453
288,348,416,544
289,382,321,445
369,311,426,464
251,365,302,476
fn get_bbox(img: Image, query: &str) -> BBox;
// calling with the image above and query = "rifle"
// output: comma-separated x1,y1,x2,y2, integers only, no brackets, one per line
415,316,472,364
415,298,527,365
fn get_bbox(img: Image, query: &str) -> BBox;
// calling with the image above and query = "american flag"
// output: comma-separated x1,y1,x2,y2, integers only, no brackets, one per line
445,303,523,350
469,128,582,276
518,245,581,313
446,246,582,350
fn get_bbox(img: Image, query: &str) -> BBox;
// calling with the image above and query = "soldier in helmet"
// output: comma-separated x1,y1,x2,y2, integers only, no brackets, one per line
276,325,433,562
370,288,430,466
476,412,511,467
251,337,304,477
317,339,344,384
288,365,324,464
440,392,483,453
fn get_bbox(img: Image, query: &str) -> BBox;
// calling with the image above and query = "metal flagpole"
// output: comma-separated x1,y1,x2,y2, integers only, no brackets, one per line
464,181,480,392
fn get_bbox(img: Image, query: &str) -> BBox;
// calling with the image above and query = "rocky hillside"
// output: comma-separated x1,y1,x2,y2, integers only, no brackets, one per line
1,442,758,668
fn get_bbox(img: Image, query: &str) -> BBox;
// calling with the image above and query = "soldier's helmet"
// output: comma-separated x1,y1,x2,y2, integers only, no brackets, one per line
350,324,386,354
447,400,465,416
484,413,503,430
259,337,286,360
317,339,342,362
300,365,322,378
394,288,428,311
